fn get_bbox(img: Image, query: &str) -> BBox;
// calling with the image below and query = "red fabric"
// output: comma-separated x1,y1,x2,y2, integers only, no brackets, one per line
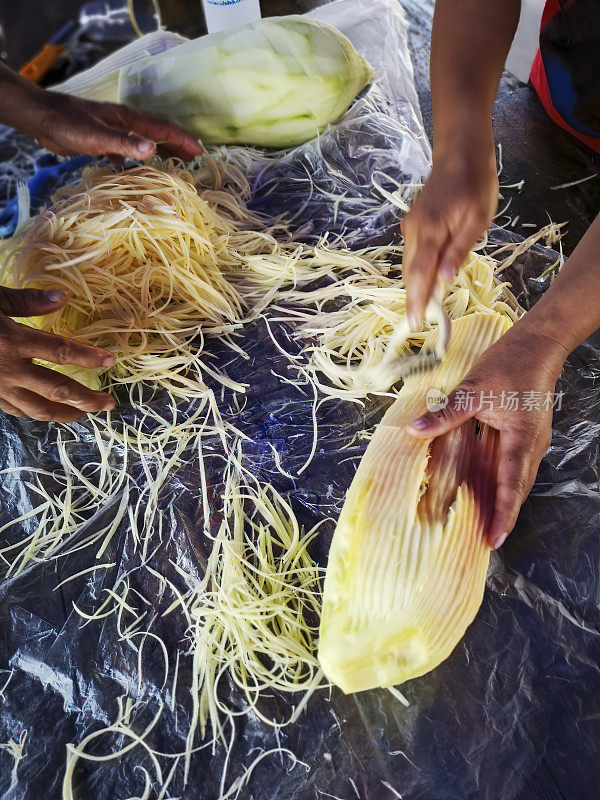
540,0,562,23
529,0,600,153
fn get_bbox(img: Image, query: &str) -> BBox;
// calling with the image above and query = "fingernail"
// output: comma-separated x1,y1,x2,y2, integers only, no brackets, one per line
131,134,155,156
103,400,116,411
411,416,430,430
47,289,67,303
491,531,509,550
407,311,419,331
101,356,115,367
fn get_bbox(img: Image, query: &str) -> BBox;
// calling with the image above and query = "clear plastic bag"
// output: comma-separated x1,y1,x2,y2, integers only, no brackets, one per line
51,29,188,101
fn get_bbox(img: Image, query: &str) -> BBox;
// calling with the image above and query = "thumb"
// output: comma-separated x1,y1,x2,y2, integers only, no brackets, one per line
96,126,156,160
0,286,68,317
407,384,479,438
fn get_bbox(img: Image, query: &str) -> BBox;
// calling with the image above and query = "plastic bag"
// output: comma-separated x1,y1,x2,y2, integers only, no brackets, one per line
50,29,188,101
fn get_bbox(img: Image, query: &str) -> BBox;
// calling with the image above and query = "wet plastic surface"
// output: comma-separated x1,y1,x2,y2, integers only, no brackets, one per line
1,1,599,799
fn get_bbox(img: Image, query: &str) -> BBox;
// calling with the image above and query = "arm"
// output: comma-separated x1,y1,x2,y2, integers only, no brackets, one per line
409,212,600,548
516,213,600,353
403,0,521,328
0,62,204,422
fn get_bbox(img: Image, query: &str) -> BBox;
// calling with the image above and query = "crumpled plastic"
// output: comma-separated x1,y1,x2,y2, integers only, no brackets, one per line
1,1,599,798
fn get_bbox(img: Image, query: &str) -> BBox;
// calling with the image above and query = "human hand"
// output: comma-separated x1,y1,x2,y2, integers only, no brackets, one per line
402,136,499,329
407,325,569,549
22,90,203,162
0,286,116,423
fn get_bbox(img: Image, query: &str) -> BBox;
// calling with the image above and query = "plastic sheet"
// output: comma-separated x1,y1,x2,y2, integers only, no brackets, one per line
1,1,599,799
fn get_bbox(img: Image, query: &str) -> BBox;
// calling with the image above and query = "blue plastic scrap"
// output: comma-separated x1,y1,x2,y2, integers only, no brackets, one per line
0,153,90,237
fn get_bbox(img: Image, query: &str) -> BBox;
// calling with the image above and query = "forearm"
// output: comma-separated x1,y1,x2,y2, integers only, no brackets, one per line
517,213,600,360
0,61,46,136
431,0,521,157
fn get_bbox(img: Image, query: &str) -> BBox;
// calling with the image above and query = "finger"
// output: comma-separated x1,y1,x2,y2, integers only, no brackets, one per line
5,387,87,424
156,143,180,162
37,119,155,160
101,104,203,162
154,136,204,163
107,154,125,170
137,120,202,162
35,137,72,157
403,224,449,330
407,382,479,438
15,325,115,370
86,122,156,160
438,211,489,281
0,398,26,418
0,287,67,318
487,432,533,549
156,143,201,163
20,363,115,413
